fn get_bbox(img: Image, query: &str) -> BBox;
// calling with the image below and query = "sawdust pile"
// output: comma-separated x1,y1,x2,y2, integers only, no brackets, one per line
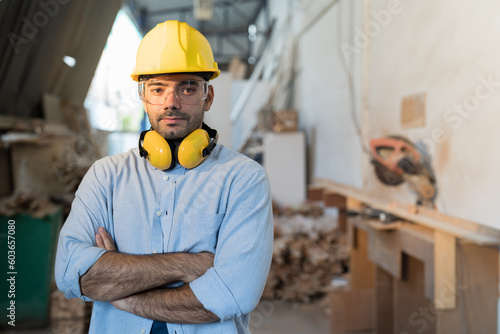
263,203,349,303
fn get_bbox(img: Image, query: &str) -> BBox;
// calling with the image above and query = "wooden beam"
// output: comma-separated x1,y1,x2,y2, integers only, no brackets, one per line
375,266,394,334
349,227,375,290
307,186,324,201
323,190,346,208
434,230,456,310
330,288,374,332
313,179,500,245
351,216,437,301
367,220,403,231
394,255,436,334
436,242,499,333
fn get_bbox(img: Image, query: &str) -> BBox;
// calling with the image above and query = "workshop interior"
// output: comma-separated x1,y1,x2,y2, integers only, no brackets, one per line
1,0,500,333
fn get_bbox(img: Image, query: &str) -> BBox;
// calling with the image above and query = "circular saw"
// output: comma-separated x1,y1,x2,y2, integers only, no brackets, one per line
370,136,436,206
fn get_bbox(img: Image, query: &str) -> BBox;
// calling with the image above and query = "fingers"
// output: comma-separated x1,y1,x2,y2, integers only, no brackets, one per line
96,233,105,248
95,227,117,252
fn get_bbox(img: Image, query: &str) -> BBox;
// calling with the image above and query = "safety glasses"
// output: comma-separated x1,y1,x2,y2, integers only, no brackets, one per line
138,78,209,105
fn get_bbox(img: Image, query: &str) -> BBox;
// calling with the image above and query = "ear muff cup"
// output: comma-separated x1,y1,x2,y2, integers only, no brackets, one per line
142,130,175,170
139,124,218,170
178,129,210,169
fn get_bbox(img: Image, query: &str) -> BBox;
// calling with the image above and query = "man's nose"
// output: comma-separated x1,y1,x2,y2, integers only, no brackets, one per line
162,90,181,109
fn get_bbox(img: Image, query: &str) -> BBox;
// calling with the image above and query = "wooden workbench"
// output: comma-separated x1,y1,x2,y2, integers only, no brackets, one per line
310,180,499,334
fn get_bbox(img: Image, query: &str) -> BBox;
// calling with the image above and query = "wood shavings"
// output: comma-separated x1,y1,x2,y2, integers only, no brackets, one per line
263,203,349,303
0,190,58,218
50,289,91,334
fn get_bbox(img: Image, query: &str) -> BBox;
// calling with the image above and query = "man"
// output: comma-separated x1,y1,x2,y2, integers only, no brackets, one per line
55,20,273,334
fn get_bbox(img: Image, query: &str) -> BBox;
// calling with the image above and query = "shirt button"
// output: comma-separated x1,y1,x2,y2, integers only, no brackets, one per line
156,211,162,216
153,250,158,254
140,329,146,334
163,175,169,181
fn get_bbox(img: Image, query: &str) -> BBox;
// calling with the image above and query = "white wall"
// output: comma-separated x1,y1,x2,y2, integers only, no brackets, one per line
295,0,365,188
249,0,500,229
231,79,273,150
367,0,500,229
204,72,233,148
227,0,500,228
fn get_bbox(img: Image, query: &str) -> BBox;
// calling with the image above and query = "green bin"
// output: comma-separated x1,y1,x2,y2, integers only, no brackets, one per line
0,207,62,329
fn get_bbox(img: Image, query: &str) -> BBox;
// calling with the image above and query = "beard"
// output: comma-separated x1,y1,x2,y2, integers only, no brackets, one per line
149,107,204,140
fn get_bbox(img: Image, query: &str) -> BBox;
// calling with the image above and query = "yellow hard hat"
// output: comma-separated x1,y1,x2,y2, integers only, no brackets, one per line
131,20,220,81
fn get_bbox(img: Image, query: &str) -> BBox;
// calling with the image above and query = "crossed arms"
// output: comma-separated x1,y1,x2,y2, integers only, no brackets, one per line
55,162,274,325
80,227,219,324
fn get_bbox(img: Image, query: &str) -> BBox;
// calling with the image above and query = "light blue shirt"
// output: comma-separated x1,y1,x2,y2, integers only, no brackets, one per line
55,144,273,334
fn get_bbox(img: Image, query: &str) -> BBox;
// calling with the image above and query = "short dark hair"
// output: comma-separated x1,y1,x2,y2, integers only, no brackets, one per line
138,72,213,82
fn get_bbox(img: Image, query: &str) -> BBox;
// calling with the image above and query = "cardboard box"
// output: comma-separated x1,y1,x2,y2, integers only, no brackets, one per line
272,110,298,133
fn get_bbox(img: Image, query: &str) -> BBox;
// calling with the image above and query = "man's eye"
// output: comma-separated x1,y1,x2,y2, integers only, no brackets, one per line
181,87,196,94
151,88,164,94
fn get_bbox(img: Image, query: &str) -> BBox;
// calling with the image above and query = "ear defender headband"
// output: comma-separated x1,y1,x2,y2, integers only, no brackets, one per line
138,123,218,170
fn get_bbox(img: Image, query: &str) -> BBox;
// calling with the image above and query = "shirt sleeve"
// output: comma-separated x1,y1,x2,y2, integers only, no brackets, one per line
54,162,110,301
189,168,274,320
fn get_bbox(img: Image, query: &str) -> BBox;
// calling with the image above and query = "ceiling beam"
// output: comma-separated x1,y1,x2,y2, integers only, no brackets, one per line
250,0,266,24
145,0,263,17
200,26,248,35
220,34,247,53
146,5,192,17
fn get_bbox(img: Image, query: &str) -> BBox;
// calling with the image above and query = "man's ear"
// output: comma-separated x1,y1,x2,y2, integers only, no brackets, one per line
204,85,215,111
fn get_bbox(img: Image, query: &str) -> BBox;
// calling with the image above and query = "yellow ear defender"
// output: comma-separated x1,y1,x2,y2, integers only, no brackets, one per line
139,123,218,170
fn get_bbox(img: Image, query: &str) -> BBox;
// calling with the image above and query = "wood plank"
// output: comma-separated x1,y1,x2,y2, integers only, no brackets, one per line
375,266,394,334
349,227,375,290
330,288,374,333
353,217,436,300
313,179,500,245
368,228,402,280
346,197,364,210
436,242,499,333
434,231,456,310
367,220,403,231
399,224,435,300
323,191,346,208
307,185,324,201
395,254,436,334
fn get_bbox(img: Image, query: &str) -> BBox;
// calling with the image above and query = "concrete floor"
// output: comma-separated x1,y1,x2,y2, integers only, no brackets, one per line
251,298,373,334
251,299,331,334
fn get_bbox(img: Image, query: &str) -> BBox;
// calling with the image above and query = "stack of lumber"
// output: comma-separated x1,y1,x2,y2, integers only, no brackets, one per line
263,203,349,303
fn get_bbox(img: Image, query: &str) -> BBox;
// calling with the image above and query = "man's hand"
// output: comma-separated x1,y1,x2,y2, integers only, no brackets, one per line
95,227,117,251
110,295,131,311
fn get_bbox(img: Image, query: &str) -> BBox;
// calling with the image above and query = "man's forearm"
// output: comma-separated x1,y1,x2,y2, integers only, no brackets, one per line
80,227,213,301
113,284,219,324
80,251,213,301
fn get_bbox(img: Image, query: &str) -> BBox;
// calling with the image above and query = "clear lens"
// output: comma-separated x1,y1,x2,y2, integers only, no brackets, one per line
139,79,208,105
